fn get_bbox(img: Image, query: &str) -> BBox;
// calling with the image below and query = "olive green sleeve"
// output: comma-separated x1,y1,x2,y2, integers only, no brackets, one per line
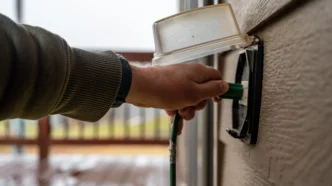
0,14,123,122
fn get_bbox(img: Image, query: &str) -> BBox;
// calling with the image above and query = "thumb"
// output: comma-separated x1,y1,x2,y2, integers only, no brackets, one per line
197,80,229,99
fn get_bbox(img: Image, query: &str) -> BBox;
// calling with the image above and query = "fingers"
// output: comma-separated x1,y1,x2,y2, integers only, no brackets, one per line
166,100,207,121
175,101,204,135
195,100,207,110
196,80,229,100
165,110,176,117
166,99,209,136
202,66,222,82
213,96,222,103
179,107,195,120
192,64,221,83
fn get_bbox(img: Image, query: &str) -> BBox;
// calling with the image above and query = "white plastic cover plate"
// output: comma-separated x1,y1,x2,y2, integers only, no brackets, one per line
152,4,252,66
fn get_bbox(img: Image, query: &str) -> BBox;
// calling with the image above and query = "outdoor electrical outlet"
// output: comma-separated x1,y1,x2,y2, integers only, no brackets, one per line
226,39,264,144
151,4,264,145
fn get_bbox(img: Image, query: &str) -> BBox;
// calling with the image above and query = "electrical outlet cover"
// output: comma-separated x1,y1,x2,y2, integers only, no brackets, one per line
152,3,252,66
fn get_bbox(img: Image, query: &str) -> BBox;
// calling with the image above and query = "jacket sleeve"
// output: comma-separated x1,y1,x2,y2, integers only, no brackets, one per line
0,13,124,122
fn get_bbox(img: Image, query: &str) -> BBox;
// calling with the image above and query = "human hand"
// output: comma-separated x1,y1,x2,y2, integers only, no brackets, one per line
126,63,229,134
126,62,229,110
165,94,227,135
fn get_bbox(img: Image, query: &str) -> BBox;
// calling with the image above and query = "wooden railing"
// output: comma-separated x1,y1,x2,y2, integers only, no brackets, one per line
0,52,170,161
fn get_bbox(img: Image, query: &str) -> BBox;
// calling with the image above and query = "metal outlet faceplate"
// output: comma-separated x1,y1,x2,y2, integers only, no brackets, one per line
226,40,264,144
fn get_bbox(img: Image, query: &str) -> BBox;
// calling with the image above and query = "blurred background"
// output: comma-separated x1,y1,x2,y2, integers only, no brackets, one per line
1,0,178,50
0,0,181,185
2,0,327,186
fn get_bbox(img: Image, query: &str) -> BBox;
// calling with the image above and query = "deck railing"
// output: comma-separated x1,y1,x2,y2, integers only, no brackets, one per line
0,52,170,160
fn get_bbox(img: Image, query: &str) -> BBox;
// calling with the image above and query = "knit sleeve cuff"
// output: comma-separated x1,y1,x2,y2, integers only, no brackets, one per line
112,54,132,107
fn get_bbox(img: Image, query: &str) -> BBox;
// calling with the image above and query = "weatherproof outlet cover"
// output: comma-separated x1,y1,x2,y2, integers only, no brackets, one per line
152,3,253,66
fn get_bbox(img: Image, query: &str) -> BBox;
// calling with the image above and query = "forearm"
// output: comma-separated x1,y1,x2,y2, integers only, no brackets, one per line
0,14,125,122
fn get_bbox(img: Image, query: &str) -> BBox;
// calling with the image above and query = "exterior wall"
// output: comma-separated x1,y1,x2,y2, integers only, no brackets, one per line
218,0,332,185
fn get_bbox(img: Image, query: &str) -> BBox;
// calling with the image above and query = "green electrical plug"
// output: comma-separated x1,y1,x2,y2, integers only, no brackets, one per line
219,83,244,100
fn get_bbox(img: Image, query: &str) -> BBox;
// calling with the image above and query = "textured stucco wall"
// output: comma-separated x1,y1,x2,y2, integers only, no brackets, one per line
218,0,332,185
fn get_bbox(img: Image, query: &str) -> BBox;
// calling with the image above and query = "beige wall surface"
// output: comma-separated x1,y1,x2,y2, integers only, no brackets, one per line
218,0,332,185
226,0,294,33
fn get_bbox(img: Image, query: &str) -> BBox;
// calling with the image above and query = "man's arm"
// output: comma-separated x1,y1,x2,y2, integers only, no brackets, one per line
0,14,128,122
0,14,229,124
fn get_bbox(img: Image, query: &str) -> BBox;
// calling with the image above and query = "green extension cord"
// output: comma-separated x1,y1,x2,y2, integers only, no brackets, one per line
169,111,181,186
169,83,243,186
